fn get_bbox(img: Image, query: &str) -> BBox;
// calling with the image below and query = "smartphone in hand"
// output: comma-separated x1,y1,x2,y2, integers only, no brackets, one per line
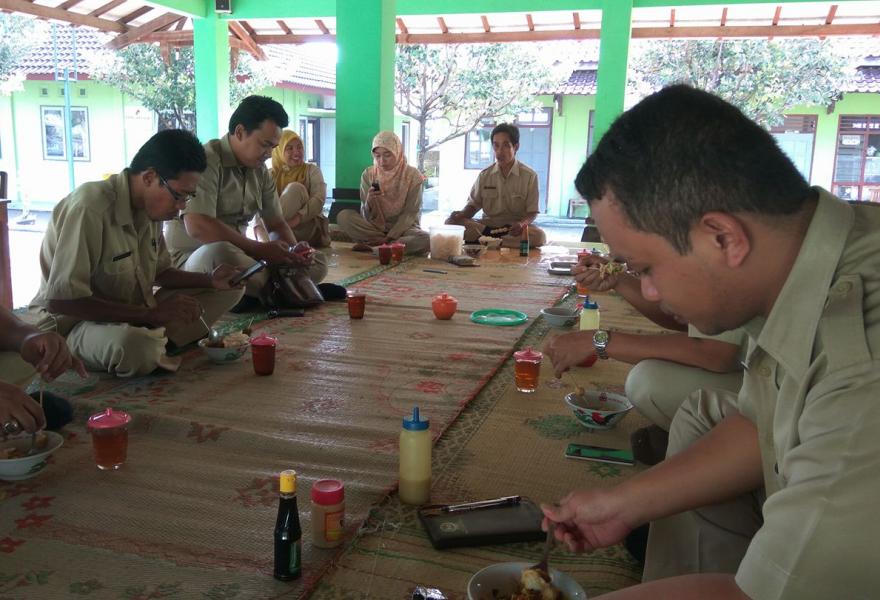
564,443,635,466
371,182,380,191
228,260,267,286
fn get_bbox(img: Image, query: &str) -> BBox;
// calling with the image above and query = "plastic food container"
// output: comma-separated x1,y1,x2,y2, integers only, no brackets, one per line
429,225,464,261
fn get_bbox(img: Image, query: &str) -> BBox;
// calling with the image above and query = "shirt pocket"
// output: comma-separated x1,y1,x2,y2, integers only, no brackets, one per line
99,252,136,300
509,193,526,215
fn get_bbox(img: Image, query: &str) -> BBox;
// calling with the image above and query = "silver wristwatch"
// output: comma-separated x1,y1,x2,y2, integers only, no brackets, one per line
592,330,611,360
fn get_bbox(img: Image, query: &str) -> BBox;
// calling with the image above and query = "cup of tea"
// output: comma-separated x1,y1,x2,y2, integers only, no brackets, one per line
390,242,405,262
250,334,278,376
87,408,132,470
347,292,366,319
377,244,392,265
513,347,543,393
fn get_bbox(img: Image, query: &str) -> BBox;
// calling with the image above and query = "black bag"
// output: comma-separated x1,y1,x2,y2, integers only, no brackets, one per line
261,265,324,309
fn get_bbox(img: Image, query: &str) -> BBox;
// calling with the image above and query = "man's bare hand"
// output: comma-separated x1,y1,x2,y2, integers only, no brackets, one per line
543,331,597,378
257,240,297,265
211,264,243,290
541,489,635,554
0,381,46,435
19,331,86,382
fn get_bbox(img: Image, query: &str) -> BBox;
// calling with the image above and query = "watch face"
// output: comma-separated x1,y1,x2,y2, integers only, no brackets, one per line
593,330,609,345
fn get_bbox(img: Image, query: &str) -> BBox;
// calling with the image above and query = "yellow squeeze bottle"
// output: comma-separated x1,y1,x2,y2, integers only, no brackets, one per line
579,301,600,331
399,406,431,505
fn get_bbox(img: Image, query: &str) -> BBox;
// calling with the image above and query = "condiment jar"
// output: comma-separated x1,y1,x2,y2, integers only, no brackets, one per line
87,407,132,470
579,301,600,331
311,479,345,548
399,406,431,505
377,244,393,265
431,293,458,320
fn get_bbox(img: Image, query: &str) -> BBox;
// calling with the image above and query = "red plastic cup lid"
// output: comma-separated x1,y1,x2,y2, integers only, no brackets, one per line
87,407,131,429
514,347,543,361
250,334,277,347
311,479,344,504
379,243,391,249
347,291,365,298
390,242,405,248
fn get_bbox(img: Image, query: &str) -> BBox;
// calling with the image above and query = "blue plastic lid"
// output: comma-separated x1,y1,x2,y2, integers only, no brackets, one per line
403,406,429,431
583,301,599,310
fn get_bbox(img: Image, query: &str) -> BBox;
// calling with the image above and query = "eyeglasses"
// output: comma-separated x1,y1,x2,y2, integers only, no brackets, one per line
159,175,196,205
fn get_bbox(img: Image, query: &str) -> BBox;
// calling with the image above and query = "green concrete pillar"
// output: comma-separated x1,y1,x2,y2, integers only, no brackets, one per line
193,12,230,141
593,0,632,150
332,0,396,219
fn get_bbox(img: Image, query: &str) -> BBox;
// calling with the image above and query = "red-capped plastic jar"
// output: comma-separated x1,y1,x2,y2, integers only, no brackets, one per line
390,242,405,262
431,292,458,320
311,479,345,548
87,408,132,470
377,244,392,265
250,334,277,376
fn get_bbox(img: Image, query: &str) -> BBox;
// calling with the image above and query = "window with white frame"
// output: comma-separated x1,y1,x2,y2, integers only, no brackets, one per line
41,106,90,161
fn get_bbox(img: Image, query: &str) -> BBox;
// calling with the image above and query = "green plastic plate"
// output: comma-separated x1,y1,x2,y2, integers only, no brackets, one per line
470,308,529,327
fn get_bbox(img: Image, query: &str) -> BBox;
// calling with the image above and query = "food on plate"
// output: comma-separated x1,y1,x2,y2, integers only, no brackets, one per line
1,431,48,459
497,567,562,600
205,331,250,348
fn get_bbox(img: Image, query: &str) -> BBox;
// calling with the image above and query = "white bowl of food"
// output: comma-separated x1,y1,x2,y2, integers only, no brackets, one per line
468,561,587,600
541,307,578,327
0,431,64,481
564,390,633,430
478,236,503,251
198,331,250,364
462,243,486,258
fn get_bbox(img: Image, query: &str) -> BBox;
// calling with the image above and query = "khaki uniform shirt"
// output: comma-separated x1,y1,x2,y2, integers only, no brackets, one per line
688,324,749,363
30,170,170,335
465,160,539,227
164,134,283,265
734,189,880,600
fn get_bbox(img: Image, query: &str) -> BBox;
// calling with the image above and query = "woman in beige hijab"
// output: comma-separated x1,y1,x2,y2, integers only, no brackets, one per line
253,130,331,247
337,131,429,254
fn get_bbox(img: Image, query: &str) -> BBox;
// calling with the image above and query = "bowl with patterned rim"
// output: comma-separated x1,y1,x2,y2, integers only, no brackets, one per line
564,390,633,430
467,561,587,600
0,431,64,480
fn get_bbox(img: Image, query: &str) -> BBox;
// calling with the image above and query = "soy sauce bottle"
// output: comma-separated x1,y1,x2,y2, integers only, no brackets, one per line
519,224,530,257
273,469,302,581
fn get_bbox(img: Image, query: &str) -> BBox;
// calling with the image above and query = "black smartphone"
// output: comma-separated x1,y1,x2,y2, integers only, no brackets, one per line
371,181,380,191
564,443,635,466
228,260,267,286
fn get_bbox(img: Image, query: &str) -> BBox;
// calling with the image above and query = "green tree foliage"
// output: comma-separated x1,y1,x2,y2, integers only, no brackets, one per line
0,14,40,94
631,39,848,127
89,44,275,132
396,43,563,172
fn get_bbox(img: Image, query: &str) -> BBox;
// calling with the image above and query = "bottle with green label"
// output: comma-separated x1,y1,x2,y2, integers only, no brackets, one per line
274,469,302,581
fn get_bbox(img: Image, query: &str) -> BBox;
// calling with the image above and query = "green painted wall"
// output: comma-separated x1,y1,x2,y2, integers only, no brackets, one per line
258,87,327,128
544,95,595,217
808,93,880,189
1,80,150,208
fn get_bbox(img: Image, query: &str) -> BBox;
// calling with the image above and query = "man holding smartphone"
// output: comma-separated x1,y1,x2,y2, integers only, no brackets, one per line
542,86,880,600
164,96,328,306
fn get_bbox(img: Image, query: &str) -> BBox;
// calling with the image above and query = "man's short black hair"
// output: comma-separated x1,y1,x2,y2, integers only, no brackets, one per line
130,129,206,180
575,84,813,254
228,95,289,135
491,123,520,146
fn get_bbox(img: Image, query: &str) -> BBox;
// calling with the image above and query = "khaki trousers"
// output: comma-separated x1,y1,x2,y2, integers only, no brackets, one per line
643,389,764,580
0,352,36,388
278,183,331,248
457,217,547,248
625,359,744,430
179,241,328,298
336,209,430,255
64,286,243,378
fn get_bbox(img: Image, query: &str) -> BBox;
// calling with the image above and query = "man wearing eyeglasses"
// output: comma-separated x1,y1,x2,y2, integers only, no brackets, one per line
28,129,244,377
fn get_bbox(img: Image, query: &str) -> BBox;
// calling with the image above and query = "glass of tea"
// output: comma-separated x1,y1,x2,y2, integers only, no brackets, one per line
250,334,278,376
513,347,543,393
87,408,132,470
347,292,366,319
390,242,405,262
377,244,393,265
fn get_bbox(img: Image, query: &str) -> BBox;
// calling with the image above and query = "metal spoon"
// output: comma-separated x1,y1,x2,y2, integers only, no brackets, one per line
199,316,222,344
25,387,43,456
530,522,555,577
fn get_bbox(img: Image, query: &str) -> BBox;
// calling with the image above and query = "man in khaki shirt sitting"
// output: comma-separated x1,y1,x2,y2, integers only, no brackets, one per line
29,130,244,377
164,95,327,304
542,85,880,600
446,123,546,248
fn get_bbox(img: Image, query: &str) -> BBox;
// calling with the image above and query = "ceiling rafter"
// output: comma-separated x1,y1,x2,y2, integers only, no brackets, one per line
117,6,153,25
480,15,490,33
174,16,185,31
573,11,581,30
58,0,83,9
396,17,408,34
107,11,181,49
0,0,127,33
669,9,676,27
89,0,125,18
436,16,448,34
276,19,292,35
314,18,329,34
526,13,534,31
825,4,837,24
228,19,266,60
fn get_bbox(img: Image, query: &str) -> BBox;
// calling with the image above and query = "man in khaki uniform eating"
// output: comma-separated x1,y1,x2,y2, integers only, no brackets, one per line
542,85,880,600
446,123,546,248
29,129,244,377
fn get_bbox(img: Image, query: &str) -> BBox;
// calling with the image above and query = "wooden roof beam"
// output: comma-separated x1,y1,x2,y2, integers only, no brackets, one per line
117,6,153,25
437,16,448,34
825,4,838,25
58,0,84,9
481,15,490,33
315,18,329,34
526,13,534,31
228,20,266,60
573,12,581,30
89,0,125,18
396,17,408,34
276,20,292,35
669,9,675,28
770,5,782,39
0,0,127,33
107,12,182,49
